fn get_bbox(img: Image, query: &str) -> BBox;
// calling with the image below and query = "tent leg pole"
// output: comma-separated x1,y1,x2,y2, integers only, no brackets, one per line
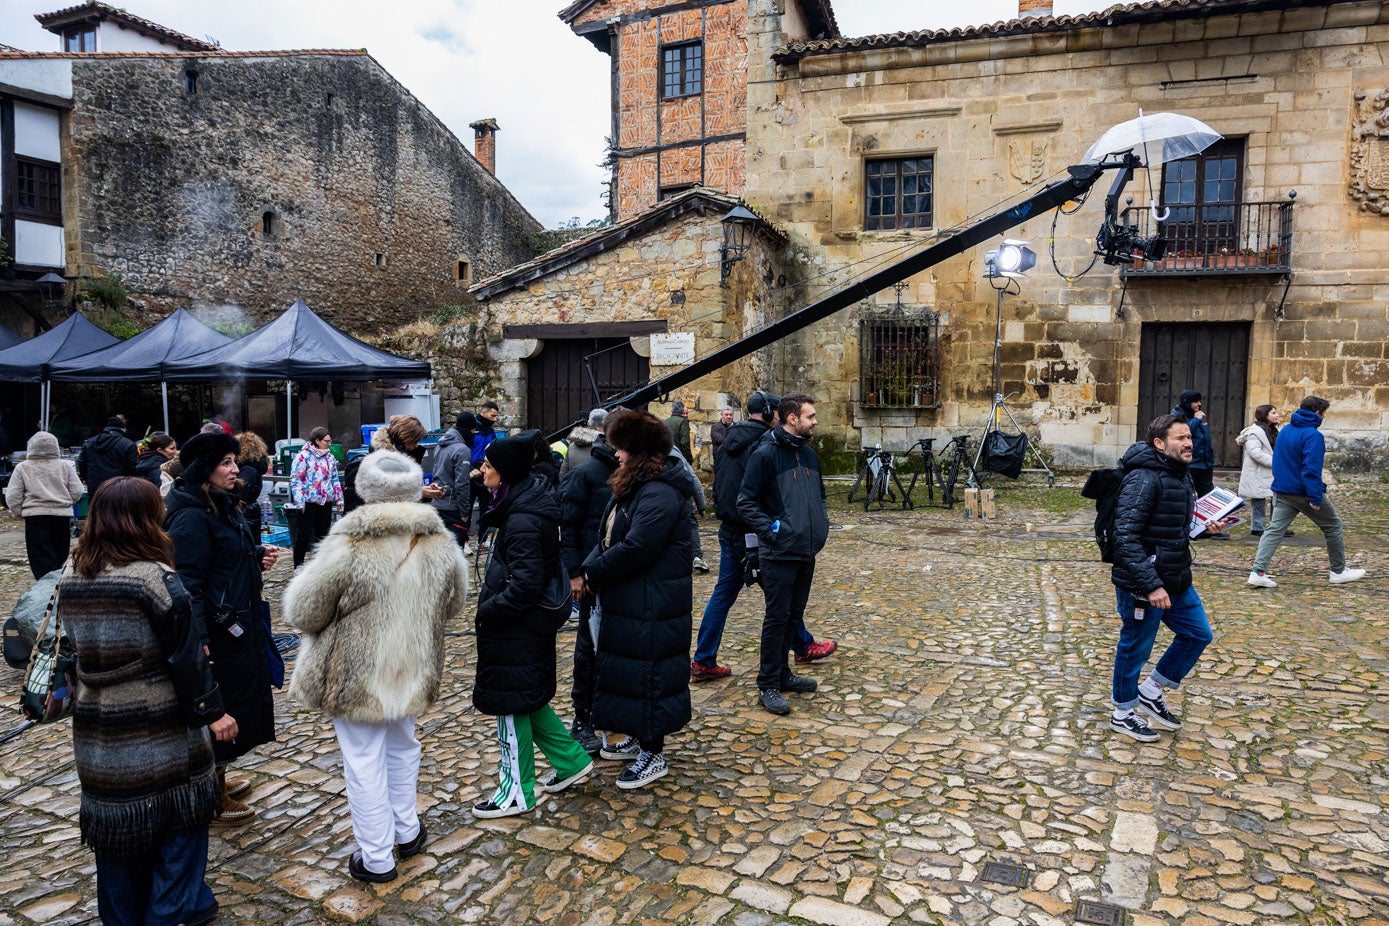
41,381,49,432
162,382,170,434
286,381,292,444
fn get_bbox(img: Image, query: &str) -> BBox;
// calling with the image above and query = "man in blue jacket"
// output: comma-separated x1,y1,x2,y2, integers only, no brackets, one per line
1247,395,1365,588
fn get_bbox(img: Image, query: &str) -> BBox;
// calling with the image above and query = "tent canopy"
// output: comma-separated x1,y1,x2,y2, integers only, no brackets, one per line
48,307,234,382
0,311,119,383
163,300,431,382
0,323,23,351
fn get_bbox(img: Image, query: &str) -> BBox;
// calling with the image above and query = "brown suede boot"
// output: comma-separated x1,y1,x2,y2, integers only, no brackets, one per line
212,767,255,825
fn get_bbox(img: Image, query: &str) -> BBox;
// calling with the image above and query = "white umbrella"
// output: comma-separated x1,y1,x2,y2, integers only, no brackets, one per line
1083,111,1222,166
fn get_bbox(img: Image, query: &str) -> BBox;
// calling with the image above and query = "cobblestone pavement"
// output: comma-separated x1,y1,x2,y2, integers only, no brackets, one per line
1,479,1386,925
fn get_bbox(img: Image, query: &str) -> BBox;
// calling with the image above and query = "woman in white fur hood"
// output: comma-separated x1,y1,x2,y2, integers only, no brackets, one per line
283,450,468,884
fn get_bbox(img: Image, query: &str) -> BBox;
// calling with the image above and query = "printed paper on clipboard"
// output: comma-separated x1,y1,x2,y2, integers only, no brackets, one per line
1189,486,1247,538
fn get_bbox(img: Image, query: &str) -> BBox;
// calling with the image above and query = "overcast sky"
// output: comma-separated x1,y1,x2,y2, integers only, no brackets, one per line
1,1,1111,226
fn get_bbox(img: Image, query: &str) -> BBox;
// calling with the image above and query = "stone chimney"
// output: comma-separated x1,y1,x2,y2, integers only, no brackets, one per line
469,118,499,175
1019,0,1053,16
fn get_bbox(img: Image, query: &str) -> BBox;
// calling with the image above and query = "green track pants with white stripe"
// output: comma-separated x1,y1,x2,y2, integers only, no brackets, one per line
492,704,592,810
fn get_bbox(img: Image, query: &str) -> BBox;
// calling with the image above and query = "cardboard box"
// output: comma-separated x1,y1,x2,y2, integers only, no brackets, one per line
964,488,996,520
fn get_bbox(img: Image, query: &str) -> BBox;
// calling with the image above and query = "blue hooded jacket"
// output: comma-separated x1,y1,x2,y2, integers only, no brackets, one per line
1269,407,1327,505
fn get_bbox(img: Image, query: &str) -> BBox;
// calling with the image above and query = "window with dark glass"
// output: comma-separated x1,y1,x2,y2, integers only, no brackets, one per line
1160,138,1244,255
660,42,703,99
63,27,96,52
185,70,199,94
15,158,62,224
865,157,934,231
859,316,941,408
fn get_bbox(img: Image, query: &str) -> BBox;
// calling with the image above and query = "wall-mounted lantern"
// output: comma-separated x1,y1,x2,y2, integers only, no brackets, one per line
719,205,758,287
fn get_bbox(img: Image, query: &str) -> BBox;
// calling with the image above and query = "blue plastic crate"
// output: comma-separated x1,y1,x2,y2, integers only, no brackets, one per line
263,528,291,547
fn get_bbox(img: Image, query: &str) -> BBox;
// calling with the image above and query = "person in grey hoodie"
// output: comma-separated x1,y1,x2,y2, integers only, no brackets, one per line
5,431,85,578
431,412,477,550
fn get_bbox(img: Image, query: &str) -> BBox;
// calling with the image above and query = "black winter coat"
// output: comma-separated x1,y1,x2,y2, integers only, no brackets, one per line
713,419,772,525
135,450,166,487
559,442,617,578
583,459,693,741
1111,441,1196,597
165,481,275,762
237,457,268,533
737,426,829,561
78,427,138,492
473,474,565,716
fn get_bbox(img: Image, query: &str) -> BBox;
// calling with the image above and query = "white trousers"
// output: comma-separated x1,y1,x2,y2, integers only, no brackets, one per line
333,716,422,874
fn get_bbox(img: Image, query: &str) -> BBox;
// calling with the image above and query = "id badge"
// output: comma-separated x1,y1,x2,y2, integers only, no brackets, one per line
226,621,245,638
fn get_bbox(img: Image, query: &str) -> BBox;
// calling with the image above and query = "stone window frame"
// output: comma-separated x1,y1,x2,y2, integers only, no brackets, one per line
454,255,472,286
858,314,941,409
864,156,934,232
260,209,280,238
374,252,388,270
14,155,62,226
660,40,703,100
63,27,95,52
184,69,199,94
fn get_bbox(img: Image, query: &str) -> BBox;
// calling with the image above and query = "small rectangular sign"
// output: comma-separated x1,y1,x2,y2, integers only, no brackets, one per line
650,332,696,366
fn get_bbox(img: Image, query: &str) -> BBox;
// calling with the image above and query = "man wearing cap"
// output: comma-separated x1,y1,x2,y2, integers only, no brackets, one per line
77,415,139,493
1171,390,1215,498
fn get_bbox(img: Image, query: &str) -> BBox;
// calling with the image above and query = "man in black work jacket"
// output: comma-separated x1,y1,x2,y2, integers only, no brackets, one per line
737,394,830,716
77,415,138,493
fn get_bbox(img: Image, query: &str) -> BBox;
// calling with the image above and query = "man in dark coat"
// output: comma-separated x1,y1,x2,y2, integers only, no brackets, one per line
1108,413,1228,744
559,430,618,756
470,402,501,529
430,411,476,549
710,407,734,465
1170,390,1215,498
165,432,279,822
78,416,138,493
472,436,593,818
737,394,830,716
665,400,693,463
692,391,835,682
1247,395,1366,588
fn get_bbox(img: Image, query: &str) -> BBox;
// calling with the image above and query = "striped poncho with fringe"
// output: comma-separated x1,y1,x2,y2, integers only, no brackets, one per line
59,561,220,853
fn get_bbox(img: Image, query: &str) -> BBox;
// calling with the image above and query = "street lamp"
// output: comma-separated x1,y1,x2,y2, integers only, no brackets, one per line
36,272,67,307
719,205,758,287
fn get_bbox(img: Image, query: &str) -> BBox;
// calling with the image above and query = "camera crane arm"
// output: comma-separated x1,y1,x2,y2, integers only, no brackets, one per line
546,153,1142,442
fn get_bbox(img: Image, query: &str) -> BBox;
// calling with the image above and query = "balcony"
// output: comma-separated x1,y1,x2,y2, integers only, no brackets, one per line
1120,197,1295,278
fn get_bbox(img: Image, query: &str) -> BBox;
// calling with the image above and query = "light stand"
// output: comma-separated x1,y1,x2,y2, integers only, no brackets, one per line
972,241,1055,487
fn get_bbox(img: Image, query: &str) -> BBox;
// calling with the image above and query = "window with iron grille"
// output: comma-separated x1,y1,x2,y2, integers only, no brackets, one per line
15,157,62,225
661,42,703,99
859,316,940,408
865,157,933,230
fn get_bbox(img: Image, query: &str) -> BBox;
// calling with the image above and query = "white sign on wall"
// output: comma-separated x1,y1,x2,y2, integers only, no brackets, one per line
650,332,696,366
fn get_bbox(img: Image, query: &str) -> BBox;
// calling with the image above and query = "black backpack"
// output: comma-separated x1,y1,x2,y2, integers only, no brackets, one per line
1080,467,1125,563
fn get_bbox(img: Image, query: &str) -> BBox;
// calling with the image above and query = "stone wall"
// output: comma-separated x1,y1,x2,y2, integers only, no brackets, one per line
66,52,541,331
748,2,1389,468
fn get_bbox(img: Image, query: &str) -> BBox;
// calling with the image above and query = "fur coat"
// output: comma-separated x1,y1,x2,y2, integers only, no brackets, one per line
283,499,468,723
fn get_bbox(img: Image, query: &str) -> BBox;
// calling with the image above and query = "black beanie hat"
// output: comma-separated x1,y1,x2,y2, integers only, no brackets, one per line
455,411,478,433
178,432,241,486
105,416,126,431
485,435,533,486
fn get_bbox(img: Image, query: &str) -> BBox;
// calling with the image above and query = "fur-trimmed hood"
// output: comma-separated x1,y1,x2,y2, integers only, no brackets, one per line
567,425,602,450
334,499,445,540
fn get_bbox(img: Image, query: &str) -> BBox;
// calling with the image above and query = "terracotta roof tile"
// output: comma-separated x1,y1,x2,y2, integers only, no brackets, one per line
0,49,368,60
35,1,220,52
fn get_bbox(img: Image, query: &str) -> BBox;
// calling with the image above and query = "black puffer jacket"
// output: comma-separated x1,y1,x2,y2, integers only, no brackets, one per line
78,426,138,492
237,457,268,533
473,473,564,717
165,481,275,762
713,419,771,525
583,458,693,741
737,426,829,562
559,442,617,578
135,450,166,487
1111,441,1196,597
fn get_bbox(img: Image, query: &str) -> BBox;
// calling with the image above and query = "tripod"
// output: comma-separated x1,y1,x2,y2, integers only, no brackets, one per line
971,279,1056,487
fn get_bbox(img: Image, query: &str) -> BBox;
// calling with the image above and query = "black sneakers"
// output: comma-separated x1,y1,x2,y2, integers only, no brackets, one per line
759,688,791,715
571,721,602,757
1138,691,1183,730
616,751,669,790
779,673,818,693
599,735,640,761
1109,711,1160,743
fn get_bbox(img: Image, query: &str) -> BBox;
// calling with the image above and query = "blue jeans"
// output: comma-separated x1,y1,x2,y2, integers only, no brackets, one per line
95,825,216,926
1112,586,1213,709
694,529,811,666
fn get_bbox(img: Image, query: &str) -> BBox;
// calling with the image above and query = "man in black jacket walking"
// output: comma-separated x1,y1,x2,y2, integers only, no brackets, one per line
77,415,138,493
737,394,830,715
1109,413,1230,743
558,431,618,756
692,391,835,682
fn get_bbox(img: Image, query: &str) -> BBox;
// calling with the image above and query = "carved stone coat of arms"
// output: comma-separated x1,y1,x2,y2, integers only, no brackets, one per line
1349,89,1389,213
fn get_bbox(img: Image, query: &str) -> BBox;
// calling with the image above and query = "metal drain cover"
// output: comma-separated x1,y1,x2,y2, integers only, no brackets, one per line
1075,900,1126,925
979,861,1029,887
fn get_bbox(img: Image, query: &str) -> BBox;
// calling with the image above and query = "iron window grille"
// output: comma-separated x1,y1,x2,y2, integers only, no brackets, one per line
661,42,703,99
860,315,940,408
865,157,934,230
15,157,62,225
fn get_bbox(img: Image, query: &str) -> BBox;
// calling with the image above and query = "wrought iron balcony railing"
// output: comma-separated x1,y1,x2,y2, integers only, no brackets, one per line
1120,197,1295,277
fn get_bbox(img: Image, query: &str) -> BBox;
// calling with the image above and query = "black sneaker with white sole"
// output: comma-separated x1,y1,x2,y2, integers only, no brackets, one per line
1109,711,1160,742
599,735,640,761
471,796,533,819
538,761,594,794
1137,691,1183,730
616,751,669,790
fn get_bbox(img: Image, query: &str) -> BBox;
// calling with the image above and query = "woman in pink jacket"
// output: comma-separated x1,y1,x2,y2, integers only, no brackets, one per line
289,427,343,569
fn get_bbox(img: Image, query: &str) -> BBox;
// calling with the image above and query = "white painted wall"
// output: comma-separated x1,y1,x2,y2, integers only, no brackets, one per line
0,59,74,99
12,102,61,162
96,22,187,53
14,220,65,268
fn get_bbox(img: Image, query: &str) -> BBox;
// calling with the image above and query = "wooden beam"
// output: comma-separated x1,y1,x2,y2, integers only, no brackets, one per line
503,320,667,340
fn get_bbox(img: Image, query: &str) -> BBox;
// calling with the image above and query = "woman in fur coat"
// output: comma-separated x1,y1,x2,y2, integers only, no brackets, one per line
471,434,594,818
284,450,468,883
581,411,694,791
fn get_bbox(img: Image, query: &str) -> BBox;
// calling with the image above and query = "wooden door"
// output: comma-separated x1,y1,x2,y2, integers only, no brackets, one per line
526,338,649,434
1137,322,1249,467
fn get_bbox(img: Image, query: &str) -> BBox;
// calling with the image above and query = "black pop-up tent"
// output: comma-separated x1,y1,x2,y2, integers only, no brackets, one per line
163,299,431,439
48,308,234,431
0,323,23,351
0,311,120,428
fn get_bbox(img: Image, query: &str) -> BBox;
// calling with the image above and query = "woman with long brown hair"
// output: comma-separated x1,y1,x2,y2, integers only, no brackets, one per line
580,411,695,790
60,476,234,925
